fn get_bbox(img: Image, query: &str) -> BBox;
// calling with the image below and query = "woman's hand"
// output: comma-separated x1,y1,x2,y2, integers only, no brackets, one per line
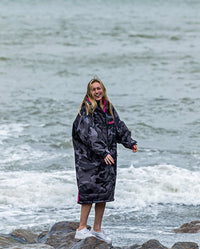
104,154,115,165
132,144,138,153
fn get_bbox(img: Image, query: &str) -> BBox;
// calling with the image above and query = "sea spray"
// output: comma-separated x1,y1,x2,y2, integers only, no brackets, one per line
114,164,200,208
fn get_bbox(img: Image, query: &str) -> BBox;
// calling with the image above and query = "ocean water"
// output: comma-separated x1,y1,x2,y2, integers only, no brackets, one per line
0,0,200,247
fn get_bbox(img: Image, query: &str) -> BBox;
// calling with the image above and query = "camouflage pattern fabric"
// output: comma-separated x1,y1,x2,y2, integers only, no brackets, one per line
72,100,137,204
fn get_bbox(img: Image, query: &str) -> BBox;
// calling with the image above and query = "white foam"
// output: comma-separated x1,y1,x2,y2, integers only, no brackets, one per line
0,123,25,144
112,164,200,208
1,164,199,213
0,144,67,165
0,170,77,209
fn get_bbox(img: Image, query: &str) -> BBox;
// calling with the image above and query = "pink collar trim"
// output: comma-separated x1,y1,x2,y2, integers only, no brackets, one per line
102,97,107,113
86,97,107,112
87,97,91,103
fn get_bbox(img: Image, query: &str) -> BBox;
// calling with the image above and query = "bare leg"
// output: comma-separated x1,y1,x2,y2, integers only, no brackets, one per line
78,203,92,231
93,202,106,232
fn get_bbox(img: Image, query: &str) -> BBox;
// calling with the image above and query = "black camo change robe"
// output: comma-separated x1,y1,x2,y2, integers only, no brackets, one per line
72,98,137,204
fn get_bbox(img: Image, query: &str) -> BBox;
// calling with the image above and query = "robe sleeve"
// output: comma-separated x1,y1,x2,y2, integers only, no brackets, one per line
113,108,137,149
72,112,110,158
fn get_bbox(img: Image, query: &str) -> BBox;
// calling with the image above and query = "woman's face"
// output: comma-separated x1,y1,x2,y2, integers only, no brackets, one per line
91,82,104,101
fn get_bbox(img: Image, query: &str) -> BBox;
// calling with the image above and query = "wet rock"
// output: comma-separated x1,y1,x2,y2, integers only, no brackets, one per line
11,229,38,244
38,221,80,248
1,220,200,249
7,244,54,249
139,239,168,249
37,231,49,243
70,236,110,249
129,246,141,249
121,245,140,249
0,234,23,248
38,221,79,244
46,231,77,248
38,221,117,248
171,242,199,249
37,220,93,248
174,221,200,233
0,229,40,248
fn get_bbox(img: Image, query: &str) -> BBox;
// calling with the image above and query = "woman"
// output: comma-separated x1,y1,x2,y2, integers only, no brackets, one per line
72,78,138,244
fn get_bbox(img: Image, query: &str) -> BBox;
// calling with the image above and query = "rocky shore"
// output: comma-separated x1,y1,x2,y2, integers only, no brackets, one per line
0,220,199,249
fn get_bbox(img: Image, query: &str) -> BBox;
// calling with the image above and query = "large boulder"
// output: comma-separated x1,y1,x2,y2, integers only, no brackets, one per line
38,220,80,244
121,245,140,249
174,221,200,233
171,242,199,249
0,229,39,248
70,236,110,249
7,244,54,249
139,239,168,249
38,221,90,248
0,234,23,248
11,229,38,244
0,233,54,249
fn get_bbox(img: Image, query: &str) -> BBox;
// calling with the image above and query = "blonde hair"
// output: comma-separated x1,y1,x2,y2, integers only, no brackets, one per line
79,78,114,119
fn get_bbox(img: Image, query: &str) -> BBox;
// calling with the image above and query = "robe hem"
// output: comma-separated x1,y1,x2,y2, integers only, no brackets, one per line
77,198,114,204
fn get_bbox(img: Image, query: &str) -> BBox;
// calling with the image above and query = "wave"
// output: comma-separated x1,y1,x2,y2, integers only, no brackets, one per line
113,164,200,208
0,122,72,169
1,144,51,164
1,164,200,212
0,170,77,209
0,123,26,144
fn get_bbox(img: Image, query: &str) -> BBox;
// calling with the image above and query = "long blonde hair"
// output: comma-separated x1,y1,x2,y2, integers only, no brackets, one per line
79,78,114,118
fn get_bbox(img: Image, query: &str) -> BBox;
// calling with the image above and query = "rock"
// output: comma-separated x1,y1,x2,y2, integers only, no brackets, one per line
37,231,49,243
121,245,140,249
7,244,54,249
171,242,199,249
37,220,93,248
49,221,80,234
11,229,38,244
139,239,168,249
38,221,80,244
174,221,200,233
46,231,77,248
70,236,110,249
38,221,80,248
0,234,23,248
0,229,39,248
127,246,141,249
1,220,200,249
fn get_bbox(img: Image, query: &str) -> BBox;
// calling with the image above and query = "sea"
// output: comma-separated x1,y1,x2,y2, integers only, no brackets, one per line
0,0,200,247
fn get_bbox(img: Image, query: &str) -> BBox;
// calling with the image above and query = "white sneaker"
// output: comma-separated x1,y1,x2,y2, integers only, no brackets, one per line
91,229,112,244
75,227,94,240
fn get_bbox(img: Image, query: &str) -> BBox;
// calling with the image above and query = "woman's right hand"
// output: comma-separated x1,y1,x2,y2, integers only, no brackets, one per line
104,154,115,165
132,144,138,153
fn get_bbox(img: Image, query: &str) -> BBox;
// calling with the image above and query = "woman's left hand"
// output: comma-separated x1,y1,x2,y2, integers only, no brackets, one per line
132,144,138,153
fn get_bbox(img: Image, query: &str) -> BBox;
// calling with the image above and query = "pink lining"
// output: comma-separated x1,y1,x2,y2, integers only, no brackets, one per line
102,97,107,113
109,121,114,124
87,97,91,103
77,192,79,202
87,97,107,112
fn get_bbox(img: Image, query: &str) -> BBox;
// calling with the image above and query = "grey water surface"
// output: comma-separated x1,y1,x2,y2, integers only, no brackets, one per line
0,0,200,247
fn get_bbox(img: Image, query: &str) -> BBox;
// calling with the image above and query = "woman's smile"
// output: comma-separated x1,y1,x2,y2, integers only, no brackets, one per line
92,82,104,101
